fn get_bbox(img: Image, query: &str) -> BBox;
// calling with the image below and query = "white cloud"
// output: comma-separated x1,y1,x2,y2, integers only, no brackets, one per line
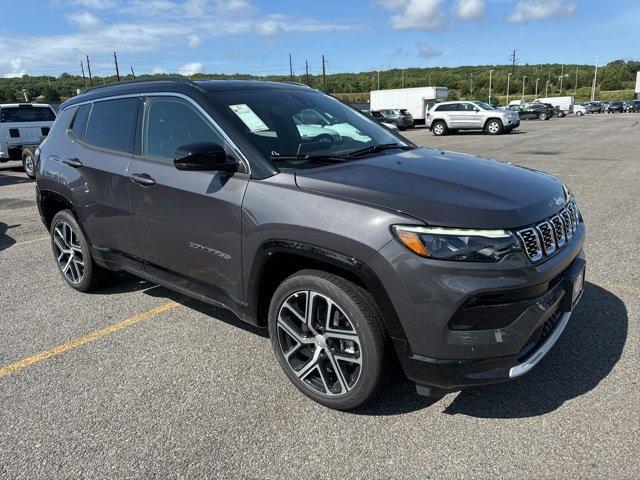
215,0,255,13
178,62,203,76
66,11,101,29
62,0,117,9
187,34,202,48
417,43,440,58
508,0,576,23
184,0,207,17
152,66,165,74
378,0,447,31
454,0,485,21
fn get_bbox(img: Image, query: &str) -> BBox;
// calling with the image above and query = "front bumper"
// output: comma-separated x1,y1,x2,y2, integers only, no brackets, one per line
368,223,586,392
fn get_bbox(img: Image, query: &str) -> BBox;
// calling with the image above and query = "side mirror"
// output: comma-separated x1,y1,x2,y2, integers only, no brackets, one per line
474,107,480,112
173,142,238,172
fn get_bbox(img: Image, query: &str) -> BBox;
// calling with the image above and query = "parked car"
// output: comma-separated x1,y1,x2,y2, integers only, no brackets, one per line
362,110,399,130
518,103,556,120
625,100,640,113
373,109,414,130
588,101,605,114
533,96,573,116
607,101,625,113
0,103,56,177
426,100,520,135
36,79,586,409
573,104,588,116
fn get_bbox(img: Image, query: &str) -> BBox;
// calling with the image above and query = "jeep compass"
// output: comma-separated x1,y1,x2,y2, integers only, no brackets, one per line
35,79,586,410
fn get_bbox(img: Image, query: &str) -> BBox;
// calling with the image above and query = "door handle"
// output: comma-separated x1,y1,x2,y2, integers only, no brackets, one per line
62,158,82,168
129,173,156,186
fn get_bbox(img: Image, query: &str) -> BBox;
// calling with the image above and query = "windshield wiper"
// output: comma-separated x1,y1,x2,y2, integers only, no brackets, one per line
268,154,348,163
345,143,414,158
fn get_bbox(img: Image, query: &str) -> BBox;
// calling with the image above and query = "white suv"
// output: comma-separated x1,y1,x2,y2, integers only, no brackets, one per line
426,101,520,136
0,103,56,177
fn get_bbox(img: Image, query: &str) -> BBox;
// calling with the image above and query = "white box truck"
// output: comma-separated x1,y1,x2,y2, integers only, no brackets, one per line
533,96,574,115
370,86,448,123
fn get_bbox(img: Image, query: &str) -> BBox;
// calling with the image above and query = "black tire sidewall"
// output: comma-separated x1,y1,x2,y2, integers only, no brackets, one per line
268,270,385,410
50,210,96,292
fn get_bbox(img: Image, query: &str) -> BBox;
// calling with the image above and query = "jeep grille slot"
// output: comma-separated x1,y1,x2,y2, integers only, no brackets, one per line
550,215,566,247
536,222,556,255
517,228,542,262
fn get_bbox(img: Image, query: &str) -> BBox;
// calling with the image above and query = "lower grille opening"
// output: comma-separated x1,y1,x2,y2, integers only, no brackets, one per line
517,310,563,361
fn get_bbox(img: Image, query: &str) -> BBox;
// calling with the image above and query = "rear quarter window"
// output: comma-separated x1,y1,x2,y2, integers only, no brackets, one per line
85,98,139,154
70,104,91,140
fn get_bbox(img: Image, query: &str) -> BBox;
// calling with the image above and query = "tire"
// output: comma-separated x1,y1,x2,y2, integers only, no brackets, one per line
485,119,503,135
50,210,109,292
21,148,36,178
539,112,548,121
576,111,584,117
431,121,448,136
268,269,386,410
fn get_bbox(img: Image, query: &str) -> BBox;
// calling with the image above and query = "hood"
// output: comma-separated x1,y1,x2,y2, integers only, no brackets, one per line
294,148,567,229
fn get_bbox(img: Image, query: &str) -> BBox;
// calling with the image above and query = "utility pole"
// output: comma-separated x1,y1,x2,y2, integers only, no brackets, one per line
559,63,564,92
591,55,601,101
113,51,121,82
488,69,494,104
80,60,87,88
522,75,527,100
322,54,326,86
509,49,518,75
575,65,578,92
535,78,539,99
289,53,293,81
305,60,309,85
85,55,93,86
402,68,404,88
130,66,136,78
506,72,512,104
545,80,550,97
377,69,380,90
470,72,473,96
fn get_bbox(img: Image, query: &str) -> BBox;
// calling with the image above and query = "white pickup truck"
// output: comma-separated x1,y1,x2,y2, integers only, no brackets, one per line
0,103,56,177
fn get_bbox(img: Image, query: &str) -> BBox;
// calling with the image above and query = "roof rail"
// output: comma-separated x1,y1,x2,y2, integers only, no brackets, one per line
80,76,204,95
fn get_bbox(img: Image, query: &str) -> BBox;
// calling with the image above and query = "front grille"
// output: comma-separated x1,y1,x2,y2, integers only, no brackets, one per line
516,201,579,263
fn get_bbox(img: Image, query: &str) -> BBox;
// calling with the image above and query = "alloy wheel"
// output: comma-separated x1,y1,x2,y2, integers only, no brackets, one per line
52,220,85,284
488,121,500,134
433,124,444,135
23,154,34,175
277,290,362,397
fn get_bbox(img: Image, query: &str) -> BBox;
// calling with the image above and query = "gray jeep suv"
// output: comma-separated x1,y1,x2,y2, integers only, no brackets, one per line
35,79,586,409
426,100,520,135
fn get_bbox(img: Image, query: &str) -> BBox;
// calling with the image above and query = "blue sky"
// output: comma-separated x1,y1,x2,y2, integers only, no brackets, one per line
0,0,638,78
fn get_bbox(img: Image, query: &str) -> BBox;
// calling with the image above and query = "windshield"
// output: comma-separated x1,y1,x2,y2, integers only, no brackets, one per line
208,89,408,169
1,105,56,123
474,101,495,111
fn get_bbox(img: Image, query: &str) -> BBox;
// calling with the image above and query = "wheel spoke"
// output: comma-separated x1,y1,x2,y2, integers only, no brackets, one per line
324,351,348,394
277,316,313,345
316,364,333,394
294,348,321,379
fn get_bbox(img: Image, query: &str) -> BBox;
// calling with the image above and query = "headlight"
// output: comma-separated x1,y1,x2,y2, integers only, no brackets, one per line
392,225,521,262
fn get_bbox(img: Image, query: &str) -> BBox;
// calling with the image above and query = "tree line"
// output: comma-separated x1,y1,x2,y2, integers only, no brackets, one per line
0,60,637,103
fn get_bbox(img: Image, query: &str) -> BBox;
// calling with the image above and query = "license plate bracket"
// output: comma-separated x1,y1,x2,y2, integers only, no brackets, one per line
559,259,586,312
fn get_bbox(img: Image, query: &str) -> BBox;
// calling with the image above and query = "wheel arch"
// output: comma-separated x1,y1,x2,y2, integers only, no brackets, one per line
246,239,407,345
483,117,504,129
39,189,76,229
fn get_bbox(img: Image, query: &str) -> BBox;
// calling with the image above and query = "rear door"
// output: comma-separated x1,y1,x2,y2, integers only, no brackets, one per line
128,94,248,306
69,97,141,265
459,102,483,128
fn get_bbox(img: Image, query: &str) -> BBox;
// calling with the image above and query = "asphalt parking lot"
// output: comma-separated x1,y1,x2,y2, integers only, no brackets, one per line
1,113,638,479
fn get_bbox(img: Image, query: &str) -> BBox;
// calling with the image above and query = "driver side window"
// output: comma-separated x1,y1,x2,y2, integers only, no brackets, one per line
143,96,225,160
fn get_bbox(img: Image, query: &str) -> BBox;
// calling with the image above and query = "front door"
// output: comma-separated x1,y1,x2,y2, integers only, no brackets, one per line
128,95,249,307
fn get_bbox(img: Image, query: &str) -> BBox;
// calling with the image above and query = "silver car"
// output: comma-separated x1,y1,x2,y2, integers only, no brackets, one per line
426,101,520,136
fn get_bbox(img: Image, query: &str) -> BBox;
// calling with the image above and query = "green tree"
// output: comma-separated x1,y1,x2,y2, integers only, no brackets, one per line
43,86,61,102
1,85,17,102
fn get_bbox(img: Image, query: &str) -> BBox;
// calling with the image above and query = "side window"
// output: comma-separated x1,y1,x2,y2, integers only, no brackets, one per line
85,98,138,153
462,103,476,111
46,107,76,139
435,104,448,112
69,104,91,140
448,104,461,112
143,96,225,160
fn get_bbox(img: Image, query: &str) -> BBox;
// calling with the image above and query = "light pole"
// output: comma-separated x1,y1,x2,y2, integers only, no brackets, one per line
560,63,564,91
591,55,601,101
506,72,512,105
522,75,527,101
535,78,539,99
488,69,494,104
545,80,550,97
470,73,473,96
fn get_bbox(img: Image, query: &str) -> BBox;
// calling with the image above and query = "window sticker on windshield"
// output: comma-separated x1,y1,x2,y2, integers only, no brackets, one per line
229,104,269,132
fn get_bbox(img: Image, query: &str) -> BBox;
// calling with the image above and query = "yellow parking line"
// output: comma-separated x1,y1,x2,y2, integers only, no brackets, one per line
0,301,180,379
11,236,50,247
